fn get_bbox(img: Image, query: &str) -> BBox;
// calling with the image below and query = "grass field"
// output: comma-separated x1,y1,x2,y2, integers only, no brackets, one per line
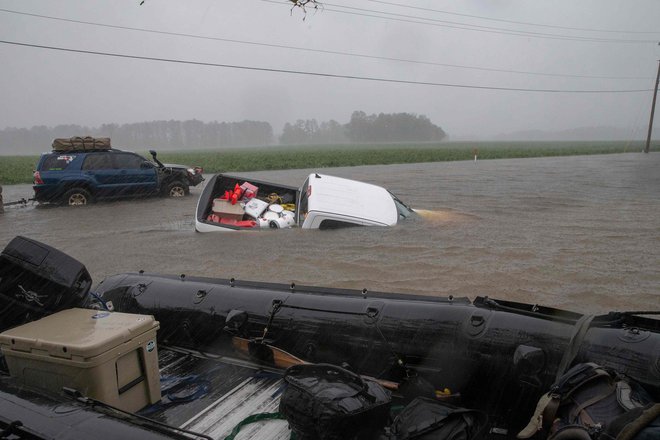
0,140,655,185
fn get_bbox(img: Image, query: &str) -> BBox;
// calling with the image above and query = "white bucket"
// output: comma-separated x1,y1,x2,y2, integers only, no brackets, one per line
268,218,291,229
268,204,284,214
281,211,296,227
257,218,270,228
263,211,280,221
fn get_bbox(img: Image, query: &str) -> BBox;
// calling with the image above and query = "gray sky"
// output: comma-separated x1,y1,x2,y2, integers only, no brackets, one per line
1,0,659,140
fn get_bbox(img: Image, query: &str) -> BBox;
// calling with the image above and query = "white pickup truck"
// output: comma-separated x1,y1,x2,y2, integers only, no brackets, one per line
195,173,414,232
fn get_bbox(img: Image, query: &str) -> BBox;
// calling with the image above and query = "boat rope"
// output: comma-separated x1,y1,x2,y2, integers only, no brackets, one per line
87,291,110,311
261,300,283,340
2,197,34,207
0,291,47,314
481,298,577,324
138,372,215,415
263,301,371,317
223,412,294,440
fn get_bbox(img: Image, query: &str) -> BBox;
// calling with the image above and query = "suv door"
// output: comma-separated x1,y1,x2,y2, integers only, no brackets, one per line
110,152,159,197
81,152,116,198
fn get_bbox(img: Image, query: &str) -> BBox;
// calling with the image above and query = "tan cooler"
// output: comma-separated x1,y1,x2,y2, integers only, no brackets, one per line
0,308,161,412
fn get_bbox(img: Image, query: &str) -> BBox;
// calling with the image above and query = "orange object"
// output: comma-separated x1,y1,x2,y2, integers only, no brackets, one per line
220,218,257,228
207,213,221,223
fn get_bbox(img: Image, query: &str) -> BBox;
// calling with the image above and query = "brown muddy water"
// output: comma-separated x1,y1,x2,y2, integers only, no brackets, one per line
1,153,659,315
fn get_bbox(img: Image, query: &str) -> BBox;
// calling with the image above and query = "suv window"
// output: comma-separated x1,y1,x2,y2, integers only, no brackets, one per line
113,153,144,169
41,154,77,171
82,153,113,170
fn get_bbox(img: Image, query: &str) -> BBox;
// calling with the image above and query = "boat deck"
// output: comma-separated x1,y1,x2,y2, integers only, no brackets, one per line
144,347,292,439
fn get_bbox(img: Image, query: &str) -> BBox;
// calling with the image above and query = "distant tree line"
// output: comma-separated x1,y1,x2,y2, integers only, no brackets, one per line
280,111,446,145
0,111,446,153
0,120,274,152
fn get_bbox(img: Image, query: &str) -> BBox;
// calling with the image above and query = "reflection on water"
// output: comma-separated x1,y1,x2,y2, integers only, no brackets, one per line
1,153,659,315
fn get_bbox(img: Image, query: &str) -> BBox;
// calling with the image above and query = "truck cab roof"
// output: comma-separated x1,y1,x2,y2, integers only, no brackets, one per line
298,173,399,228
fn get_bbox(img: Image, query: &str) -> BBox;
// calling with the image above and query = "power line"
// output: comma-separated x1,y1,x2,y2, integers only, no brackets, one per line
0,8,651,81
0,39,652,94
260,0,659,44
367,0,660,35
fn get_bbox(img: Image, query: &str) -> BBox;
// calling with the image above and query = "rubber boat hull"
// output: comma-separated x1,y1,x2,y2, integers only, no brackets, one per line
93,271,660,435
1,236,658,438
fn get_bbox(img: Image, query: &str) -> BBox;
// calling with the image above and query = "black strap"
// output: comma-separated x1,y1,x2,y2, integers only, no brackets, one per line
542,396,562,432
555,315,595,382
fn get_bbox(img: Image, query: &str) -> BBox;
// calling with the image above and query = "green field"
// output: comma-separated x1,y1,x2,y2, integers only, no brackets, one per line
0,140,655,185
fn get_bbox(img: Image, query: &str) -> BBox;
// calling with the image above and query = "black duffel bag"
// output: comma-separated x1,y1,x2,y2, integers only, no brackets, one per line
382,397,488,440
279,363,392,440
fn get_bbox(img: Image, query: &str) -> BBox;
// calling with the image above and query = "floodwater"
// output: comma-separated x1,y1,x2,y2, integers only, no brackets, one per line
1,153,658,315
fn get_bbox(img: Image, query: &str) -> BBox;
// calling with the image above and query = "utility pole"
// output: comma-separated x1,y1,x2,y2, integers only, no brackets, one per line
645,59,660,154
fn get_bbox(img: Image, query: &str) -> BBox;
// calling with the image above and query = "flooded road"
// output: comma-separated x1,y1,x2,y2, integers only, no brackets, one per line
1,153,658,315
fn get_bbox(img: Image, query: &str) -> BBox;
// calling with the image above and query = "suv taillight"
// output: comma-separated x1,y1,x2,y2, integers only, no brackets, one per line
33,170,43,185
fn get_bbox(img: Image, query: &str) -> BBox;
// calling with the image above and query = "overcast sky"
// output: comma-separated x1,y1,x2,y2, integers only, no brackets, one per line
1,0,659,140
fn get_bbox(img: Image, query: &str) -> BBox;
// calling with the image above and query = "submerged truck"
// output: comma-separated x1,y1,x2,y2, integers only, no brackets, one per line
195,172,415,232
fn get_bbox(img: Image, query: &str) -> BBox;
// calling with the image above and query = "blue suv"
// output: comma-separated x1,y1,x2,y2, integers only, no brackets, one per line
33,148,204,206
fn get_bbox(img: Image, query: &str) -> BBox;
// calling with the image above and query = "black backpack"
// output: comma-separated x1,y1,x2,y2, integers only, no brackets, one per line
279,363,392,440
518,363,658,440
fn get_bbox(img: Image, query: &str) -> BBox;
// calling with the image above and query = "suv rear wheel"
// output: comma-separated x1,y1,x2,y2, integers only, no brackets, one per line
163,180,189,198
62,188,93,206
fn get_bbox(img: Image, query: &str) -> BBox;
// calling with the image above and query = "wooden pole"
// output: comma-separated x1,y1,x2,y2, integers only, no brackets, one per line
645,60,660,154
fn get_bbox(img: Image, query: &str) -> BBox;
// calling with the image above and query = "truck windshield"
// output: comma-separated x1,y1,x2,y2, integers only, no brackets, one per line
389,191,415,222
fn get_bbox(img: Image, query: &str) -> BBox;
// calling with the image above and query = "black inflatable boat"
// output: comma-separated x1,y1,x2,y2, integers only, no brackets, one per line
0,236,658,440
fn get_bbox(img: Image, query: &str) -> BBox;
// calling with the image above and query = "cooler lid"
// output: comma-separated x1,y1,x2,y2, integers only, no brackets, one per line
0,308,159,360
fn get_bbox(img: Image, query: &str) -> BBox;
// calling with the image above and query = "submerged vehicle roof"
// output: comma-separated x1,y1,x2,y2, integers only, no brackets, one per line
304,173,399,226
